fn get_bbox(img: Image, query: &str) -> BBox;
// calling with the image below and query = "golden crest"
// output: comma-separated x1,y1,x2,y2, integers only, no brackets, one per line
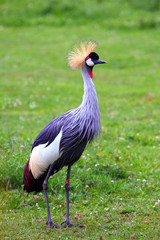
67,41,97,69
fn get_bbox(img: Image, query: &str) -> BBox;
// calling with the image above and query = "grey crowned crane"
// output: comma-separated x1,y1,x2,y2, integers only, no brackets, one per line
23,41,106,228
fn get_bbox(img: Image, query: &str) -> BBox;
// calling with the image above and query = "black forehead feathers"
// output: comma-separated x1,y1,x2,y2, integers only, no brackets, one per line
89,52,99,60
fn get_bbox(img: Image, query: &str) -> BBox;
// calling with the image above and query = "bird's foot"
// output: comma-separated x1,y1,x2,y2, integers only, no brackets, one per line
46,220,60,229
61,219,80,228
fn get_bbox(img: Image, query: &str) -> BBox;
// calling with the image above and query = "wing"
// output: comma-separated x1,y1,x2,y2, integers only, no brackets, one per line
32,115,64,151
29,114,66,179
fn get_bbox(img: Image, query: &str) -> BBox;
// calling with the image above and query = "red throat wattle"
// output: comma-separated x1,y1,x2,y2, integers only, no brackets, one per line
89,68,93,78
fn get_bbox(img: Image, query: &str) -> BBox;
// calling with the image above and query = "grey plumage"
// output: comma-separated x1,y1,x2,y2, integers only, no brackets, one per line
31,65,100,173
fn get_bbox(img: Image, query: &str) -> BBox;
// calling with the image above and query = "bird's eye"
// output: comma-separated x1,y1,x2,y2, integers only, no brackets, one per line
85,57,94,67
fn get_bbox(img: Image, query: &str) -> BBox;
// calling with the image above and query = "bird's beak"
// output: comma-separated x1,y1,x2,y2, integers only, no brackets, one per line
93,59,107,65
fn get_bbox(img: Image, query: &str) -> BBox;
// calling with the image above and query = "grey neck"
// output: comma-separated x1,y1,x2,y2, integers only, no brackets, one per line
81,65,98,107
80,65,101,137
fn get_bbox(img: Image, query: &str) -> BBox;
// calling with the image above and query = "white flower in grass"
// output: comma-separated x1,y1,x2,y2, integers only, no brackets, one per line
19,116,24,121
153,200,160,208
104,207,109,211
29,101,37,109
155,200,160,206
119,137,125,141
13,99,22,107
36,203,40,209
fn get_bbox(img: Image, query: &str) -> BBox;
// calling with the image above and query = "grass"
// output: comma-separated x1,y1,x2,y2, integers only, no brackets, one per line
0,0,160,28
0,1,160,239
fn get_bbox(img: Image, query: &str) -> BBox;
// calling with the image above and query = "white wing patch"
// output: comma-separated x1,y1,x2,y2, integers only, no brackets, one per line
29,129,63,179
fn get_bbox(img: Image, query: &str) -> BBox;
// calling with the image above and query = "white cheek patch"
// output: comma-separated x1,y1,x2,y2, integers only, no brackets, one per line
86,58,94,67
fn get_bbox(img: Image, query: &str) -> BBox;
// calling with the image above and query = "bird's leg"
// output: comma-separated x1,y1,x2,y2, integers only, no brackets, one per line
61,165,79,228
43,164,60,229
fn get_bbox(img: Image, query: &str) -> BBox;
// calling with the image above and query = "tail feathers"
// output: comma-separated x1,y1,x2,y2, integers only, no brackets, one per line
23,158,47,193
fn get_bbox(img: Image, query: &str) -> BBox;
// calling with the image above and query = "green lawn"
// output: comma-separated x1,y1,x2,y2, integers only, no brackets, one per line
0,1,160,239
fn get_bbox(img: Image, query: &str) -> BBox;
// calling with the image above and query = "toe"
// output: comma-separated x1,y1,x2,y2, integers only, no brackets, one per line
47,220,60,228
61,220,80,228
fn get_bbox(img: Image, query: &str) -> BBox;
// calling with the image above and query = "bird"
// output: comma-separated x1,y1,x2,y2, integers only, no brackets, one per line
23,41,106,228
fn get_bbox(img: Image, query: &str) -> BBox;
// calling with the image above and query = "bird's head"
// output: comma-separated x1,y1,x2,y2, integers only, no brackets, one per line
85,52,106,78
67,41,106,78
